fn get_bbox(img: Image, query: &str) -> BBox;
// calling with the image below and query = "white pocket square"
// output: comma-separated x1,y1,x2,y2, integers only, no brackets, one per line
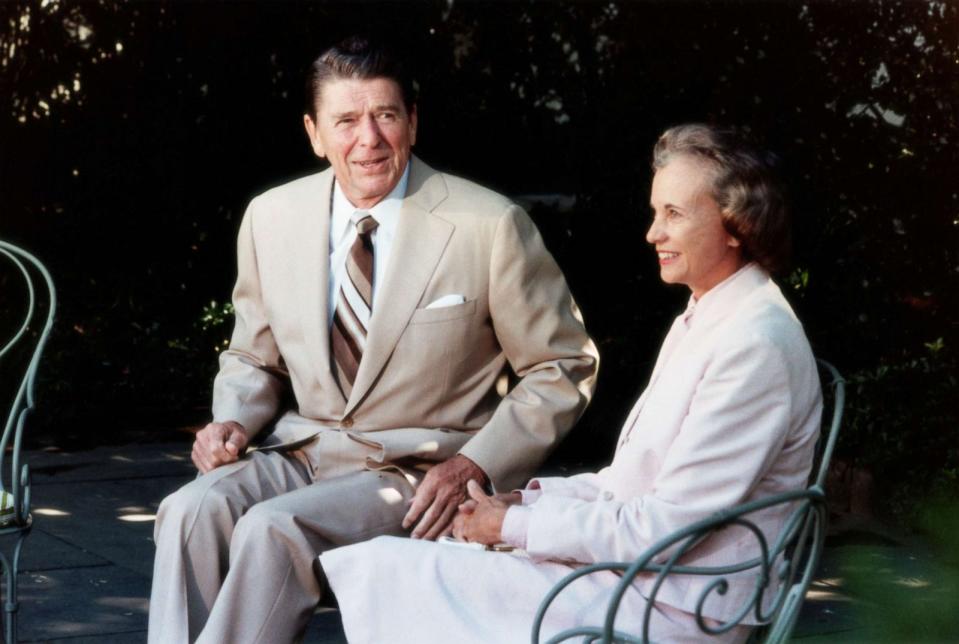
425,294,467,309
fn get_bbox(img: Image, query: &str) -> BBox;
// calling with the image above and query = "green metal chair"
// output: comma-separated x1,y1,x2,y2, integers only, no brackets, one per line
0,240,57,644
532,359,845,644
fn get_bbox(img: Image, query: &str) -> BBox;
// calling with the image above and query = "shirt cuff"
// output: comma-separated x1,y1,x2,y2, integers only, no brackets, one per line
518,488,543,505
501,506,531,550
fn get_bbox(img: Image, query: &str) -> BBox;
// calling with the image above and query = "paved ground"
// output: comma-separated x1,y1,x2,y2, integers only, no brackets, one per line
0,440,925,642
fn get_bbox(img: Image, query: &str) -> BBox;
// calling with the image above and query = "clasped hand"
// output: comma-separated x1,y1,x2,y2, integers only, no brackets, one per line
402,456,522,542
402,454,488,539
451,480,520,546
192,421,248,473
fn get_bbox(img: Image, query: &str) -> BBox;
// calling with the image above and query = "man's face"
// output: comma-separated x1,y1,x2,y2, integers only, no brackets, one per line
304,77,417,210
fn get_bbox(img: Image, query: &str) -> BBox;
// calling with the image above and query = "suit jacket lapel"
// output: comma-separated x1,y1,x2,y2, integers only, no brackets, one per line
345,157,452,414
296,169,345,404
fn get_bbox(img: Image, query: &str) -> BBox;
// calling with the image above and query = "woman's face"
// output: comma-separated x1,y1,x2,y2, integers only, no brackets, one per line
647,154,744,299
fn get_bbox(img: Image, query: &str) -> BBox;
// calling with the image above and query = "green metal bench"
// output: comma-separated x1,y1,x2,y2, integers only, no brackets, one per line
0,240,57,644
532,359,845,644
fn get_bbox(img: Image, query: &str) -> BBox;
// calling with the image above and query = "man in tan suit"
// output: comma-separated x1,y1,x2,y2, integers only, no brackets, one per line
148,36,598,643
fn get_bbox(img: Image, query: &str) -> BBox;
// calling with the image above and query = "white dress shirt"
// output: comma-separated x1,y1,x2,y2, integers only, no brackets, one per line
327,163,410,325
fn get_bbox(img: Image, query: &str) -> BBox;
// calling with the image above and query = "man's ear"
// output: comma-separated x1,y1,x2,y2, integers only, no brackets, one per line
408,104,418,146
303,114,325,158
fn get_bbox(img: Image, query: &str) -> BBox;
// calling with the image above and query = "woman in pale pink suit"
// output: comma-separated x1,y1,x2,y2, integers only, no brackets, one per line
320,124,823,643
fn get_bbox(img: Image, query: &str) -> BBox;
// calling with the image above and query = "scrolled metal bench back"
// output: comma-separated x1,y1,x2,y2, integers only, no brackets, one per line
532,359,845,644
0,240,57,644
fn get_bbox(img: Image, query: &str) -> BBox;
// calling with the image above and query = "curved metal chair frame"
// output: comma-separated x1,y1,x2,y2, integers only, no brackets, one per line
0,240,57,644
532,359,845,644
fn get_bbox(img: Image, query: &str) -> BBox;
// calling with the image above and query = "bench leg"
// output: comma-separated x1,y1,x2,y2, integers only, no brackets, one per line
0,529,29,644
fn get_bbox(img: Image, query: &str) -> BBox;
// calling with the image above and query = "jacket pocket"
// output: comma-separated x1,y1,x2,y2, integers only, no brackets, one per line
409,298,477,324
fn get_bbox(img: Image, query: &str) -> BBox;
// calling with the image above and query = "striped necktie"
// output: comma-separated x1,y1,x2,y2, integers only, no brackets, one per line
331,211,379,396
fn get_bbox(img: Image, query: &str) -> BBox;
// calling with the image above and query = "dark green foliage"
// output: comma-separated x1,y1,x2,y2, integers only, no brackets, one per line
841,342,958,521
0,1,955,515
841,498,959,640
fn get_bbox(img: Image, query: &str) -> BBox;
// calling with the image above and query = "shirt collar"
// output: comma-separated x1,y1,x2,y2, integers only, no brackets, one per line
682,262,768,328
331,162,411,247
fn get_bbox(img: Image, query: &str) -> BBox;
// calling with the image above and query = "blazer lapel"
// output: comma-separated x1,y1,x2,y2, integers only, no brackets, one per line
616,313,690,449
345,158,452,414
296,169,345,403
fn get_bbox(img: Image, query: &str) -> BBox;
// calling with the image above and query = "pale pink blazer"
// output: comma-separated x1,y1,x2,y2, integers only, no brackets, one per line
514,263,822,624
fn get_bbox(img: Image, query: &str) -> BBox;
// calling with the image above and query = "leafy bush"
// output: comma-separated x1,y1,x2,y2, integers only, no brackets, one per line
839,341,958,521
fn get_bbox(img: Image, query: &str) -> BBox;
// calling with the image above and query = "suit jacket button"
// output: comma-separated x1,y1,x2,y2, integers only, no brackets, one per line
341,417,353,428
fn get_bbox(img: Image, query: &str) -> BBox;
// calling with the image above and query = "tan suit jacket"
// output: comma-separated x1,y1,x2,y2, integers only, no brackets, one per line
211,156,598,490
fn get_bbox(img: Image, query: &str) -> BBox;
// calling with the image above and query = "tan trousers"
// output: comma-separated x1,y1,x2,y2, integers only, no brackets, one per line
148,429,419,644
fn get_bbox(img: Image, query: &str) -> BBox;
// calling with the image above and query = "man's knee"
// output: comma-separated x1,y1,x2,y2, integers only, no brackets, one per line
236,502,294,536
231,502,293,546
155,476,242,543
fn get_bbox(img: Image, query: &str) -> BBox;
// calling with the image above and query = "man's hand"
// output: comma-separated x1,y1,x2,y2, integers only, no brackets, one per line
191,421,249,474
451,479,510,546
402,454,488,540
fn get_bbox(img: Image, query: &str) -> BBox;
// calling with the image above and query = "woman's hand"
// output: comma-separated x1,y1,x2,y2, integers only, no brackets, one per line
451,480,514,545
